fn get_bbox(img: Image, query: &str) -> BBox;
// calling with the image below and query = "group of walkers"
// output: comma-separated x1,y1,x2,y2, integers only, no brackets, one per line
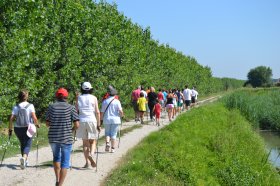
7,82,123,186
5,82,197,186
131,84,198,123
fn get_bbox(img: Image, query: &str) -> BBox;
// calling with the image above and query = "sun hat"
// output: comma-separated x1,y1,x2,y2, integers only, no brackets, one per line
107,85,117,96
26,124,36,138
82,82,93,90
55,88,69,98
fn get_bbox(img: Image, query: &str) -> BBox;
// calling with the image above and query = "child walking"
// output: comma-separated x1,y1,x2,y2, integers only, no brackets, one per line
137,92,146,124
153,99,161,126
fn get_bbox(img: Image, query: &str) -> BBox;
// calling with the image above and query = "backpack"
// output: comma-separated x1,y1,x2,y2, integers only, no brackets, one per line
16,104,32,127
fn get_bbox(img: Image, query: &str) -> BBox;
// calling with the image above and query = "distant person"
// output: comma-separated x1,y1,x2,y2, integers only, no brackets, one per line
131,86,141,122
9,90,39,169
153,99,161,126
101,85,123,153
137,92,146,124
165,90,174,122
191,86,199,108
46,88,79,186
176,89,184,113
183,85,192,110
147,87,158,121
76,82,101,168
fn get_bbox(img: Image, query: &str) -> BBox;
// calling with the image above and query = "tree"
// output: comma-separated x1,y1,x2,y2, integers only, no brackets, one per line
247,66,273,88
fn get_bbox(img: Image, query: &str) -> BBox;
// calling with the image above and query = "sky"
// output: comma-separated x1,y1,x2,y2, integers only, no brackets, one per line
104,0,280,80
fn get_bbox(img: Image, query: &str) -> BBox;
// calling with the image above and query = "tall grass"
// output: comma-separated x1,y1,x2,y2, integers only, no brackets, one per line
222,88,280,130
104,102,280,185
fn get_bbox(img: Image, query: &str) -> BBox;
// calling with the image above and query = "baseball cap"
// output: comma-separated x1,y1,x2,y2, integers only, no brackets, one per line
26,124,37,138
82,82,93,90
55,88,69,98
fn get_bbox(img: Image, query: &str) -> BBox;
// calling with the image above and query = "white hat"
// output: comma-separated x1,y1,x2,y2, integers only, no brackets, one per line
82,82,93,90
26,124,37,138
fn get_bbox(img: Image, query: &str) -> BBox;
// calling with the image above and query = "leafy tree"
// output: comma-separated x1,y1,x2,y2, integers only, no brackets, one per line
246,66,272,88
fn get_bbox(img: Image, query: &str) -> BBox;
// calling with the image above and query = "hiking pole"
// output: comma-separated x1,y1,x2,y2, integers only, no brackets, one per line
95,131,100,172
70,130,77,170
1,130,12,168
118,118,122,148
36,129,39,169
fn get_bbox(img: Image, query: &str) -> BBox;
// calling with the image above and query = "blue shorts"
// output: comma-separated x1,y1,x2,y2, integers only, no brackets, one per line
104,124,120,139
50,143,72,169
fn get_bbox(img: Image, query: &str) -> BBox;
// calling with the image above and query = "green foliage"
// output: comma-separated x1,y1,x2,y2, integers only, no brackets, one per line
222,88,280,130
246,66,273,88
0,0,243,121
105,103,280,185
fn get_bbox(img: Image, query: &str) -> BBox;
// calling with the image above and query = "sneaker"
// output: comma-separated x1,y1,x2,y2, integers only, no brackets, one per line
20,157,25,169
105,143,110,152
88,155,96,168
111,147,115,153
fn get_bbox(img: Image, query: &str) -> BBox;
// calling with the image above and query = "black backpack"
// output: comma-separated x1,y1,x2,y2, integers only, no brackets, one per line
16,104,32,127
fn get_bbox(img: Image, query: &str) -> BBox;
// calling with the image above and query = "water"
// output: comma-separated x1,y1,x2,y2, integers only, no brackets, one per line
258,130,280,167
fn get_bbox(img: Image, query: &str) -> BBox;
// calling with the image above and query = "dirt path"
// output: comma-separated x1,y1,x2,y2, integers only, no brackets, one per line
0,97,218,186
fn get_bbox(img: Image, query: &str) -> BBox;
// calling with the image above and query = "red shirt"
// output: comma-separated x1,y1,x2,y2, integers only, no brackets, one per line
157,92,164,101
131,89,141,101
154,103,161,114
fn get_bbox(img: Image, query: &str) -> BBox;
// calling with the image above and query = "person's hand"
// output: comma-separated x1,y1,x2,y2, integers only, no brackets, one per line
100,120,103,126
36,124,40,128
97,125,101,133
8,129,13,137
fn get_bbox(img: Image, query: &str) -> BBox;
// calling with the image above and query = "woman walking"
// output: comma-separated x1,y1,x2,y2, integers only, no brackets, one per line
165,90,174,122
9,90,39,169
76,82,101,168
101,85,123,153
147,87,157,121
46,88,79,186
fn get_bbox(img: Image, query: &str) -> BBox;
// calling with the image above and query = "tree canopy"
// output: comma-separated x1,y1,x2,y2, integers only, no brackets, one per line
246,66,272,88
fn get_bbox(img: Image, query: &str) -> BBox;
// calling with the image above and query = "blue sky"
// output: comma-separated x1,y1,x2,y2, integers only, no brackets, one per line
105,0,279,80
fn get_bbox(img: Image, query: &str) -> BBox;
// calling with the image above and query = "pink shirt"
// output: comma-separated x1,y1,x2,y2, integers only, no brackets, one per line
131,89,141,101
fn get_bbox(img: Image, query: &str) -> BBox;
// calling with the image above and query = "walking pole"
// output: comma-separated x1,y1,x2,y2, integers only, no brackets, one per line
70,130,76,170
0,131,12,168
95,131,100,172
118,117,122,148
36,129,39,169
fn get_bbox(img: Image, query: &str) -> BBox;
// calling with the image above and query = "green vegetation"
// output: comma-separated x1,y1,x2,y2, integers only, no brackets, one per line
222,88,280,130
245,66,273,87
105,103,280,185
0,0,244,122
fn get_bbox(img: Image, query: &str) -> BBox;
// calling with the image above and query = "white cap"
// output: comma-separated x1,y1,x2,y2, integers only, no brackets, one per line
82,82,93,90
26,124,37,138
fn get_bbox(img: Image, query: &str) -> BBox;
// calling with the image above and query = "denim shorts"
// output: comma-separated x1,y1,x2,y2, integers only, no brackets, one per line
50,143,72,169
104,124,120,139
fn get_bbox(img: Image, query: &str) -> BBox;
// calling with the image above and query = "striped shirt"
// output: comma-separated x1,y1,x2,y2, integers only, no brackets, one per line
46,100,79,144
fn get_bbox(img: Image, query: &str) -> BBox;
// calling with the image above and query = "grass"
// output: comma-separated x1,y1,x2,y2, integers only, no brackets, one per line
222,88,280,130
104,102,280,185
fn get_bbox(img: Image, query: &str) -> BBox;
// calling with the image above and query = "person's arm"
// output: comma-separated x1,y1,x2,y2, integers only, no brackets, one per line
31,112,40,128
94,97,101,132
73,120,79,130
9,115,15,136
75,92,79,114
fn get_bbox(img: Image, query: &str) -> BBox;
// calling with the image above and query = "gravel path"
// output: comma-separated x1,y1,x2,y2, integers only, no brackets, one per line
0,97,218,186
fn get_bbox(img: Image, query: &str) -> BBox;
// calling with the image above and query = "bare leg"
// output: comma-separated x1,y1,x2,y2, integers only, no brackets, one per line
58,168,67,186
82,140,90,166
53,162,61,183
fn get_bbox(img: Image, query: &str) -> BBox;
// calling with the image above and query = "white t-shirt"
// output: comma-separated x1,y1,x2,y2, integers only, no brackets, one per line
141,90,147,98
78,94,98,122
183,88,192,101
12,101,35,128
191,89,198,99
101,96,122,125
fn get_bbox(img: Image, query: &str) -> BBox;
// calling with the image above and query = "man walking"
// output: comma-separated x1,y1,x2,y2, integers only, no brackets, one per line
183,85,192,111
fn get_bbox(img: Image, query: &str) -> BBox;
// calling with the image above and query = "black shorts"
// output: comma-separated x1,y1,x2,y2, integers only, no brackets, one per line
185,100,191,106
191,96,196,103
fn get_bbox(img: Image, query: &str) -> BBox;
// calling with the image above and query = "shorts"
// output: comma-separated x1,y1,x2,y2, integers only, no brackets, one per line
185,100,191,106
132,100,139,112
76,121,98,140
50,143,72,169
177,101,183,107
166,104,174,109
104,124,120,139
191,96,196,103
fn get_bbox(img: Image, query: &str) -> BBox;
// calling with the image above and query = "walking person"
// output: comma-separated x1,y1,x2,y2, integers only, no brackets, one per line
191,86,199,108
46,88,79,186
183,85,192,110
101,85,123,153
75,82,101,168
9,90,39,169
153,99,161,126
137,92,146,124
147,87,158,121
131,86,141,122
165,90,174,122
